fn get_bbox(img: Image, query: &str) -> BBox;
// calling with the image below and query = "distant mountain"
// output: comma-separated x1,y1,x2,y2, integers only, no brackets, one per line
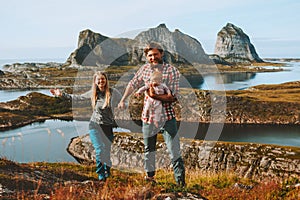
65,23,263,67
65,24,212,67
134,24,211,64
214,23,263,63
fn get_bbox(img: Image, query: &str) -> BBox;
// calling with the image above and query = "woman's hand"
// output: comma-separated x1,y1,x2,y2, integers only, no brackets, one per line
50,88,62,97
118,101,126,110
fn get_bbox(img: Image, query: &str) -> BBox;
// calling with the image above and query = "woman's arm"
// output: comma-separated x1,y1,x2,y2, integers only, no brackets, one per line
49,88,91,101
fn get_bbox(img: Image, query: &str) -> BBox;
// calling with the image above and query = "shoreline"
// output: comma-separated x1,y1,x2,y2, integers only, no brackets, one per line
0,80,299,131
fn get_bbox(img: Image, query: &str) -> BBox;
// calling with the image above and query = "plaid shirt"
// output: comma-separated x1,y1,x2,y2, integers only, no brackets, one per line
129,63,180,123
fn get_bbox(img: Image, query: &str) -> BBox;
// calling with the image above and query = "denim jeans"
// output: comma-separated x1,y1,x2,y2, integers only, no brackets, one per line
142,118,185,184
89,122,114,177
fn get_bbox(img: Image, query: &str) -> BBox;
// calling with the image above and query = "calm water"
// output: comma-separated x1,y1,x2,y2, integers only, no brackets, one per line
1,61,300,102
178,122,300,147
0,120,130,163
199,62,300,90
0,60,299,163
0,120,299,163
0,89,52,102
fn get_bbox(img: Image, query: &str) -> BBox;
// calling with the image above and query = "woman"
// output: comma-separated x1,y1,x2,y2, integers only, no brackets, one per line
50,71,121,181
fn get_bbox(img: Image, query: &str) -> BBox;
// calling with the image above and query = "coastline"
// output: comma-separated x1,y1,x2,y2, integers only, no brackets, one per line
0,80,299,131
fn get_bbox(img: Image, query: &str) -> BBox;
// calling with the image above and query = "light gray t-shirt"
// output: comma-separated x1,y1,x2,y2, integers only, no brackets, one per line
62,88,121,126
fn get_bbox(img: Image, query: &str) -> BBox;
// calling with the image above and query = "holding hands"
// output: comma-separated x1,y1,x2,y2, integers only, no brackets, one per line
50,88,62,97
117,101,126,110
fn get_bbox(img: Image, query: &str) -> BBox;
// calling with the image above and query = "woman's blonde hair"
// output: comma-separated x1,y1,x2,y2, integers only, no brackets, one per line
91,71,111,109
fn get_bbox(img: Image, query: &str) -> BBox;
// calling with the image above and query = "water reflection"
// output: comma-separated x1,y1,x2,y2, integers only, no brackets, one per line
178,122,300,147
0,120,130,163
200,62,300,90
220,72,256,84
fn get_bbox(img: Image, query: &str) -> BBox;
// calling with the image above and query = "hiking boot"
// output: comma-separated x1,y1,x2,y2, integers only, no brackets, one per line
144,176,156,184
104,171,110,178
98,173,106,181
104,164,111,178
176,179,185,187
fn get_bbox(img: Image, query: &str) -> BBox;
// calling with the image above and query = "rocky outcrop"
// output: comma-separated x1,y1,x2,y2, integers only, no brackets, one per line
67,133,300,180
0,64,82,90
214,23,263,63
123,81,300,125
0,81,299,130
208,54,231,65
2,62,63,73
65,24,212,67
0,62,72,89
134,24,211,64
65,30,135,66
0,92,73,130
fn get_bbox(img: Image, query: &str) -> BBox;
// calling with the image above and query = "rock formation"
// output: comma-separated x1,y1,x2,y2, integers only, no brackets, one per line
214,23,263,63
67,133,300,180
134,23,211,64
65,23,266,67
65,24,212,67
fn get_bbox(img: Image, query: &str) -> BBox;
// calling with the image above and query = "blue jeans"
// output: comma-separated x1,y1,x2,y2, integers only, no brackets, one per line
142,118,185,184
89,122,114,177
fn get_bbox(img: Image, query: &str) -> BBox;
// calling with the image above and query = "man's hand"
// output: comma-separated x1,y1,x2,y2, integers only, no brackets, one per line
50,88,62,97
134,92,142,98
148,83,156,97
147,85,177,103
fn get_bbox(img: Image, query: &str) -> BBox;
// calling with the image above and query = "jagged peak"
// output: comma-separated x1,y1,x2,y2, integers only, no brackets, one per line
157,23,167,28
79,29,107,37
80,29,95,34
222,23,244,34
225,23,236,28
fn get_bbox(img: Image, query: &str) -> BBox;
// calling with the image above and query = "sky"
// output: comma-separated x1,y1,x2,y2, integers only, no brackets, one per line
1,0,300,61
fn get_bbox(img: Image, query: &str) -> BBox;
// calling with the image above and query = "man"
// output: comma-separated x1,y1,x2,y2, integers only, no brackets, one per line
118,42,185,186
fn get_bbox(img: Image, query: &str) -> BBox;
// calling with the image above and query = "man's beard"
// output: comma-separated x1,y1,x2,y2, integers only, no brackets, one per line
150,58,163,66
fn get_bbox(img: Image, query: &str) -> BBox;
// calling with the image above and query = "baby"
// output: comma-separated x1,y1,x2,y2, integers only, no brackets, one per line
135,71,172,127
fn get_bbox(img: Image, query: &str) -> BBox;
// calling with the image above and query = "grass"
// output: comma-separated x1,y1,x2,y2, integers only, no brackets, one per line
227,81,300,103
0,158,299,199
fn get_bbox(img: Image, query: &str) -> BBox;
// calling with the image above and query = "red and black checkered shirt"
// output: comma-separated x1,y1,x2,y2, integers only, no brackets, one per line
129,63,180,123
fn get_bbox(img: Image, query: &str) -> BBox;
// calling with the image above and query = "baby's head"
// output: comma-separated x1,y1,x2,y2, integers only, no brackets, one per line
150,71,163,86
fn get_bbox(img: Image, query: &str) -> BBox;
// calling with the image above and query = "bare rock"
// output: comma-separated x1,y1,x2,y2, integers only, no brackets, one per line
214,23,263,63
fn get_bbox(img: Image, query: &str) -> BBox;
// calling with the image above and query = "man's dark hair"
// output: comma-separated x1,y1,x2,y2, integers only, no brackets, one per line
144,42,164,55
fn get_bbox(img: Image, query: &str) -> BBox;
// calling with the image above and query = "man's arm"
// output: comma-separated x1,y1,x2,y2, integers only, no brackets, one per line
147,85,177,102
118,85,135,109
